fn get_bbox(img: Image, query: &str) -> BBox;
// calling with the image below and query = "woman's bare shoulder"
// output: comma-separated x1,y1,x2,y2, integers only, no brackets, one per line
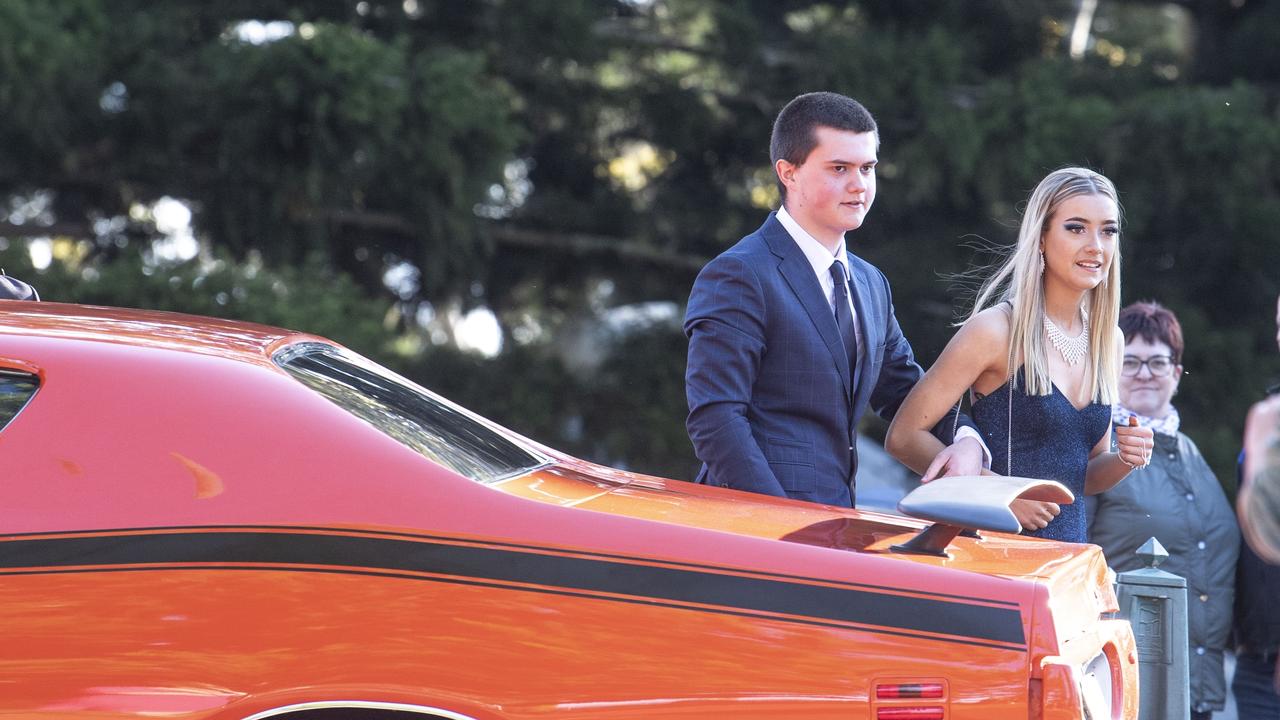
950,306,1016,391
935,306,1011,376
956,306,1012,347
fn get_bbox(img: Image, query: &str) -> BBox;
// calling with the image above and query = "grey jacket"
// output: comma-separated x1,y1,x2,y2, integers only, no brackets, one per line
1086,429,1239,713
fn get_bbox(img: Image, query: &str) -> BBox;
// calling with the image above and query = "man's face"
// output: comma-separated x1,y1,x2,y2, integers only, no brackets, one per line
776,127,877,250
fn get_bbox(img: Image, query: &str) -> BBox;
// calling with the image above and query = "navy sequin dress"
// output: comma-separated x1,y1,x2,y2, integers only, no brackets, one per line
971,373,1110,542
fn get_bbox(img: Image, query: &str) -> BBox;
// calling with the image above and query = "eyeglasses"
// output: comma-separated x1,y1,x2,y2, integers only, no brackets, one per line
1121,355,1176,377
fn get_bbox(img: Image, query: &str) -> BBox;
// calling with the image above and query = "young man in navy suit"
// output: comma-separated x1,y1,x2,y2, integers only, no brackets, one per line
684,92,984,507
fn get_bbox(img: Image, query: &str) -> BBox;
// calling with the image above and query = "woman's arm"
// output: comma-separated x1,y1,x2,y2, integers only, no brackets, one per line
1085,426,1132,494
1240,395,1280,564
885,308,1008,477
1085,422,1152,494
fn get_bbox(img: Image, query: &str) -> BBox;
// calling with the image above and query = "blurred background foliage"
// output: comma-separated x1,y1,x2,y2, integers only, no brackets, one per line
1,0,1277,488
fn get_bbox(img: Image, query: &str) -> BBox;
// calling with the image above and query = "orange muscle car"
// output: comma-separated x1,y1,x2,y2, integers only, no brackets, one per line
0,302,1137,719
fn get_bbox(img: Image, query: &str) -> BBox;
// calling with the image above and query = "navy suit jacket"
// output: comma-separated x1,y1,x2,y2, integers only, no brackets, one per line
685,213,951,507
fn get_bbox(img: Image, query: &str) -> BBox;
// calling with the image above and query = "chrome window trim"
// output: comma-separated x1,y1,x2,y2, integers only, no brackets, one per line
271,342,552,479
0,367,40,434
271,341,333,366
240,700,479,720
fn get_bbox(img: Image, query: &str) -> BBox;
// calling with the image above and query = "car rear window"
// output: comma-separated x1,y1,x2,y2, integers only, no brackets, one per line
0,370,38,433
276,344,546,484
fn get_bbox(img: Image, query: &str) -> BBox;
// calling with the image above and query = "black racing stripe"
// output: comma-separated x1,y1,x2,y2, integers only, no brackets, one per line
0,531,1026,646
0,524,1022,609
2,564,1023,652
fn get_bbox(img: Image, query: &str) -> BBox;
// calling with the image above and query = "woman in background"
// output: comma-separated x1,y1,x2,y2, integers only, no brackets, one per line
1086,301,1238,720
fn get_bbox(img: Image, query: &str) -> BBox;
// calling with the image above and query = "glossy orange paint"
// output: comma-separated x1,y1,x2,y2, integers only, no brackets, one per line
0,302,1137,719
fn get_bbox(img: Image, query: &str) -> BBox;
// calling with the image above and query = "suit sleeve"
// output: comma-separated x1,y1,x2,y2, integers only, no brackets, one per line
864,269,980,443
684,254,787,497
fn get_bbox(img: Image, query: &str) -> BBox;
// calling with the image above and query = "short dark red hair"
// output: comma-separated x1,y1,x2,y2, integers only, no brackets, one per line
1118,301,1184,364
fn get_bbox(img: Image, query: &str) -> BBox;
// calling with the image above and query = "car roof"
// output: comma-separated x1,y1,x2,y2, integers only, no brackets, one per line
0,301,492,534
0,301,318,368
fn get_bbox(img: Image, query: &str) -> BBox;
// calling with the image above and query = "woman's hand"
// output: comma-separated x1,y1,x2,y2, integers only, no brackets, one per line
1011,499,1060,531
1114,421,1155,469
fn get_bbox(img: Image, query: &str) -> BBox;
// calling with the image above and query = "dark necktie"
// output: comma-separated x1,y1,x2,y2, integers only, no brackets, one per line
830,261,858,371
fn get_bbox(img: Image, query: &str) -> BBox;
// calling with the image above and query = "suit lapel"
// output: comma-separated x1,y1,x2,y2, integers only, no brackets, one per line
762,216,853,398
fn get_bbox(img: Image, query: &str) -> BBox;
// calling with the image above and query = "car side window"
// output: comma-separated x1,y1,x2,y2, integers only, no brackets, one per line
276,344,546,484
0,370,39,432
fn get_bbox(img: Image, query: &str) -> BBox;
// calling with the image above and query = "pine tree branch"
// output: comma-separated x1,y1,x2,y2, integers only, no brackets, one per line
486,224,708,273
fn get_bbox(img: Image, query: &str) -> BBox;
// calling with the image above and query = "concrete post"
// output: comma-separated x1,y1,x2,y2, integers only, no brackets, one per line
1114,537,1190,720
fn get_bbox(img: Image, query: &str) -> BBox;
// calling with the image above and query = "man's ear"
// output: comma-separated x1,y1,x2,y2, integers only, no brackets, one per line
775,158,797,192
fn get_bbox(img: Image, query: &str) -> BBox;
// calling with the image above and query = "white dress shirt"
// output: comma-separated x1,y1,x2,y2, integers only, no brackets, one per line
776,206,864,350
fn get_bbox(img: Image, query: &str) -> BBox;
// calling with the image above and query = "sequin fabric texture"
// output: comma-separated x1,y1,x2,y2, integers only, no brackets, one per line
972,373,1110,542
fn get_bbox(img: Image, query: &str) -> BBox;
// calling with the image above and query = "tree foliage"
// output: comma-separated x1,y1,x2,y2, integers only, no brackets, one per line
2,0,1278,485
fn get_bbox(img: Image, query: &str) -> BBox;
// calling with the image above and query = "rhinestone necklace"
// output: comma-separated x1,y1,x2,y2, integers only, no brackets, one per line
1044,309,1089,366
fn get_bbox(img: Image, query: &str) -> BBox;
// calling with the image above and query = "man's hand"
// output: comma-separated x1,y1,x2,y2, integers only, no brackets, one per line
921,436,984,482
1010,499,1060,532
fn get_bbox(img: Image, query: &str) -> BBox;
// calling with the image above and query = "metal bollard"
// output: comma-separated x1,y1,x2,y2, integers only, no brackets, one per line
1114,537,1190,720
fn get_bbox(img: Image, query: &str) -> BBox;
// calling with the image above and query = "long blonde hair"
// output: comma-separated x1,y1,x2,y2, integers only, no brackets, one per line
970,167,1122,403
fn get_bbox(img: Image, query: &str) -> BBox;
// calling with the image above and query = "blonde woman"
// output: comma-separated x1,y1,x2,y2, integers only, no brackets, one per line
885,167,1153,541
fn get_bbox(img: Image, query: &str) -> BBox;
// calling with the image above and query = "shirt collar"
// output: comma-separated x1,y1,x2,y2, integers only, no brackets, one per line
777,206,848,281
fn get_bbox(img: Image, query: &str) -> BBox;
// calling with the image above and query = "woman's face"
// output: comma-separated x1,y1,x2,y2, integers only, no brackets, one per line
1040,193,1119,294
1119,336,1181,418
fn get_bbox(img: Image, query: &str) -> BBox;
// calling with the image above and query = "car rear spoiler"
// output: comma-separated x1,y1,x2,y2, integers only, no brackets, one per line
891,475,1074,556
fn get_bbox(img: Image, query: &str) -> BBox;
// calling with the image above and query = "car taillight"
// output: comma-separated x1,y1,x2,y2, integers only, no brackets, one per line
873,680,947,720
876,683,944,699
876,709,944,720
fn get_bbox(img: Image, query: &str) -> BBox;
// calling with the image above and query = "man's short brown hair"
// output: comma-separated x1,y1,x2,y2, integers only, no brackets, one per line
770,92,877,200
